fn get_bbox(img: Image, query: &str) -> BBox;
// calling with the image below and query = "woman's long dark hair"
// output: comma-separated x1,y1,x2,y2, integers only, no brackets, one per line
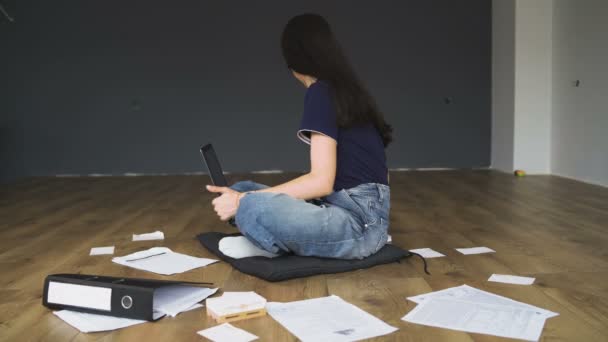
281,13,393,146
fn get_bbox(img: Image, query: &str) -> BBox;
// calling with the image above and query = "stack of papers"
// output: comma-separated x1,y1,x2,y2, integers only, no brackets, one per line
133,230,165,241
112,247,218,275
206,292,266,319
54,285,217,333
267,295,397,341
197,323,259,342
402,285,558,341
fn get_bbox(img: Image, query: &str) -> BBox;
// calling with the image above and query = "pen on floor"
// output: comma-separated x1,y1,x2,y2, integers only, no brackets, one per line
125,252,167,262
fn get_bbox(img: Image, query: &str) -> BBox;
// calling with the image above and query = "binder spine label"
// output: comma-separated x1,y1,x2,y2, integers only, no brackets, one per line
47,282,112,311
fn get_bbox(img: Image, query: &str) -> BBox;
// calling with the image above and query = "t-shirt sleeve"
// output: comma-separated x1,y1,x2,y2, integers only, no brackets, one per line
297,82,338,144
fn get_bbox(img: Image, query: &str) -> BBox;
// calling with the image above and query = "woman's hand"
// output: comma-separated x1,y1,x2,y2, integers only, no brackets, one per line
206,185,243,221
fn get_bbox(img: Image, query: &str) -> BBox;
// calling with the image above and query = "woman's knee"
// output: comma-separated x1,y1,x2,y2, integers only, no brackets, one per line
230,180,258,192
230,180,271,193
234,193,285,252
235,192,282,228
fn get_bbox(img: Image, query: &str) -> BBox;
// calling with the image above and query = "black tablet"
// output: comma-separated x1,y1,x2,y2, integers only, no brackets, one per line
200,144,228,187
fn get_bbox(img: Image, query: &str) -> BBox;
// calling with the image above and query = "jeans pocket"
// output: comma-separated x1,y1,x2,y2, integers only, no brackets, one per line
341,190,377,228
374,219,389,252
365,200,381,227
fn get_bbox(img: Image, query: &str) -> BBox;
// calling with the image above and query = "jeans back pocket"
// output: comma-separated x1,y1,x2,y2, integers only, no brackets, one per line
344,183,390,229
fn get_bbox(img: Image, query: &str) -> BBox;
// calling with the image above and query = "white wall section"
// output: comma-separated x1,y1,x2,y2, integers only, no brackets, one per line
491,0,516,172
513,0,553,174
551,0,608,187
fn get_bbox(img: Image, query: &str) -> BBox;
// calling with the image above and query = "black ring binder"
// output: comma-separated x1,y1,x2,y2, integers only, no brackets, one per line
43,273,214,321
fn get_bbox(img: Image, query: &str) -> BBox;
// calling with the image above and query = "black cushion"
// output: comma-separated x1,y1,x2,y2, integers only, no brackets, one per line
197,232,412,282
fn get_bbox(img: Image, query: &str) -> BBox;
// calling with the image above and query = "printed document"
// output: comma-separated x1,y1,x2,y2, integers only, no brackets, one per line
267,295,397,342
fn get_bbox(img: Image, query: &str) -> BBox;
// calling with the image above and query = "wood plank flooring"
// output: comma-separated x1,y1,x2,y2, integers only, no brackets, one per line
1,170,607,341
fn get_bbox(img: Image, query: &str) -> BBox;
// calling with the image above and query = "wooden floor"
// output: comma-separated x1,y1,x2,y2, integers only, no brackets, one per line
1,170,607,341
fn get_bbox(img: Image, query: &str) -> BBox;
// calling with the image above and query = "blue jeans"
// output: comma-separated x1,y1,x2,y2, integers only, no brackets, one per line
229,180,390,259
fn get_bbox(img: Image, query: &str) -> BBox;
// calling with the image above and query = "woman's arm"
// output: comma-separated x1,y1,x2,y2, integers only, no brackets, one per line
256,132,337,199
207,132,337,221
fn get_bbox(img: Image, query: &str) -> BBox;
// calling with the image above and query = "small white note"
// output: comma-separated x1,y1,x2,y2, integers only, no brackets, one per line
455,246,495,255
409,248,445,258
132,230,164,241
488,274,535,285
90,246,115,255
206,292,266,318
197,323,258,342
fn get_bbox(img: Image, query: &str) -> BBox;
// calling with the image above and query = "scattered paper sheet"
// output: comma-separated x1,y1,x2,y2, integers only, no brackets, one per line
206,292,266,317
154,286,218,317
403,285,558,341
89,246,115,255
112,247,218,275
267,295,397,342
489,274,535,285
53,310,164,333
455,246,495,255
402,297,548,341
387,235,392,244
409,248,445,258
197,323,259,342
132,230,165,241
407,285,557,318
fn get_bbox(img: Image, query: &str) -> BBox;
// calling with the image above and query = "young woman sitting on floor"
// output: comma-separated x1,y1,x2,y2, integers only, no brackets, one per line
206,13,393,260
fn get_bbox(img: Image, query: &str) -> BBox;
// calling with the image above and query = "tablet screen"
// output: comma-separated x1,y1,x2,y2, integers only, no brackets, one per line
200,144,228,187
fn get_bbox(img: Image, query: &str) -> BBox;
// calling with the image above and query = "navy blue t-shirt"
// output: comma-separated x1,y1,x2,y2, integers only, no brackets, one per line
297,81,388,191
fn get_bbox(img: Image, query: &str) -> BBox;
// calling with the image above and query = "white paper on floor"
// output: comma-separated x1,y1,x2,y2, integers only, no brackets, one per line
153,286,218,317
89,246,115,255
197,323,259,342
132,230,165,241
53,310,165,333
403,297,547,341
455,246,495,255
267,295,397,342
407,285,557,318
409,248,445,258
403,285,558,341
488,274,535,285
112,247,218,275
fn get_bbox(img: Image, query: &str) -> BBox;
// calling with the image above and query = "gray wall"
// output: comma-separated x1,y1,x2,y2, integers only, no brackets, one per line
1,0,491,183
1,0,19,182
